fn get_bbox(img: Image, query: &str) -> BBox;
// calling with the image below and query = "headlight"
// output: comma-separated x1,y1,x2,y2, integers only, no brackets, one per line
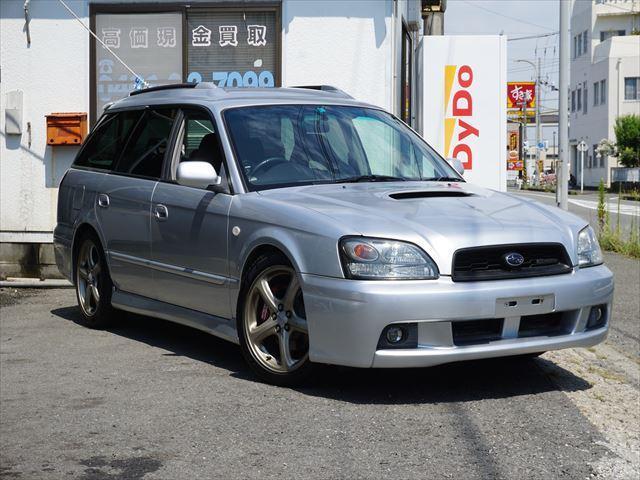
577,226,603,267
340,237,439,280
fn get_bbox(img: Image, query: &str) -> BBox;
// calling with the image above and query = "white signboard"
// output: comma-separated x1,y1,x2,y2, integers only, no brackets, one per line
421,36,507,191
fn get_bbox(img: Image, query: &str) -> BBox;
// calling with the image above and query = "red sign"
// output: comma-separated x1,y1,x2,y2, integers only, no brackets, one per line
507,82,536,109
444,64,479,170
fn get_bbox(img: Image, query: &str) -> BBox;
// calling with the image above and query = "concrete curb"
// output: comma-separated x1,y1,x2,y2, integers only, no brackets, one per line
0,279,73,288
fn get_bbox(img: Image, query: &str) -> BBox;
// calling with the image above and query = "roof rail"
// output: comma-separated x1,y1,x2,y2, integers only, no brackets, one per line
289,85,353,99
130,83,197,96
129,82,218,96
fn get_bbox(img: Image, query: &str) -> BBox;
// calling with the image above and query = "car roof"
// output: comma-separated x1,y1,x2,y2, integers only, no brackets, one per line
106,83,376,112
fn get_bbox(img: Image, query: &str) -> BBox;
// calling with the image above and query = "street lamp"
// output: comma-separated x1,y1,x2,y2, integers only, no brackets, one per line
515,59,541,186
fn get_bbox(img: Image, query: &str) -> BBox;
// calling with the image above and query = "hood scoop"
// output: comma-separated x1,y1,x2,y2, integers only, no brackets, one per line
389,190,475,200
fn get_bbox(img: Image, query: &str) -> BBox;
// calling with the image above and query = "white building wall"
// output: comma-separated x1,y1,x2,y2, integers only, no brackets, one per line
1,0,90,242
1,0,422,243
282,0,394,111
569,0,640,187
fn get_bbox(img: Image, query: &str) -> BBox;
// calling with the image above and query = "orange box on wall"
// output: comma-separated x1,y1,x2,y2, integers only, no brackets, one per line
46,112,87,146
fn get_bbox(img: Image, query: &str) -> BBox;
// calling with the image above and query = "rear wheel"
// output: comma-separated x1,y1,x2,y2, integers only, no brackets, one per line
74,233,114,329
237,253,313,386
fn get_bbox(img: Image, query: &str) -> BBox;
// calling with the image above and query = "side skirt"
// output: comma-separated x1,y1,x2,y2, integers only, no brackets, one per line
111,289,239,345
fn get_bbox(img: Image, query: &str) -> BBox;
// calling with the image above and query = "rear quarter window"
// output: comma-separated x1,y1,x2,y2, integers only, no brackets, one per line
115,108,178,179
73,111,141,171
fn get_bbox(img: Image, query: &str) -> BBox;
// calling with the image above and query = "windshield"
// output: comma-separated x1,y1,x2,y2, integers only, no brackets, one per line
224,105,462,191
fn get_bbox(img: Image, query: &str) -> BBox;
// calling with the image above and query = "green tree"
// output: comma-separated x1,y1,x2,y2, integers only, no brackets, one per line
614,114,640,167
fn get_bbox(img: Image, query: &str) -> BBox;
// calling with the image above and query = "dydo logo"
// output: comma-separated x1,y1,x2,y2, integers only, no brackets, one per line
444,65,479,170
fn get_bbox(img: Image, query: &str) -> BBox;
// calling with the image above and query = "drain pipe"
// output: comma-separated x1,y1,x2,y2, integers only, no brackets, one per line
24,0,31,46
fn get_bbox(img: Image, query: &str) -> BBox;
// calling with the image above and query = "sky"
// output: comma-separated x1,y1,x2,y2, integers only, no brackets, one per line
445,0,562,116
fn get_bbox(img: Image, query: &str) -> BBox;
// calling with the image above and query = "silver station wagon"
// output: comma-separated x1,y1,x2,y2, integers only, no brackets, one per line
55,83,613,385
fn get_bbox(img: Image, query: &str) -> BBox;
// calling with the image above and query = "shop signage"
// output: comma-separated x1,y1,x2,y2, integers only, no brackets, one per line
95,13,183,115
507,127,522,171
421,36,507,191
507,82,536,110
187,11,278,88
93,8,280,121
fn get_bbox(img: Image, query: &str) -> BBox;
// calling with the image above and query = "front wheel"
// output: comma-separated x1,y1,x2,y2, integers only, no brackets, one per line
237,253,313,386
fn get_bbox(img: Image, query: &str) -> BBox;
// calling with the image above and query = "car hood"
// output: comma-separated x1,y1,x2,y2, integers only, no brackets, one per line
258,182,586,274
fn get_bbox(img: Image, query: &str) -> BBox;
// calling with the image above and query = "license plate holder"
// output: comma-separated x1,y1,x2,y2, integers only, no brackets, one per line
495,294,555,317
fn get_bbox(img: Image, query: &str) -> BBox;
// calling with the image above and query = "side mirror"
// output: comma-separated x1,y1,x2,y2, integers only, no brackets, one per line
447,158,465,176
176,161,220,189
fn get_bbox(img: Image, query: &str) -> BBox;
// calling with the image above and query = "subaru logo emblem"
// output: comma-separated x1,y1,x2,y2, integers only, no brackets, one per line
504,252,525,267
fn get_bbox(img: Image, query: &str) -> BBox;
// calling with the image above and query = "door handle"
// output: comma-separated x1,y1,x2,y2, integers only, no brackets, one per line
97,194,110,208
154,204,169,221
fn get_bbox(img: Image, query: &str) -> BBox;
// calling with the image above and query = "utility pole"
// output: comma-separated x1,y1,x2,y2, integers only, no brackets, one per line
535,56,542,185
516,59,540,186
522,100,528,184
553,129,558,203
557,0,570,210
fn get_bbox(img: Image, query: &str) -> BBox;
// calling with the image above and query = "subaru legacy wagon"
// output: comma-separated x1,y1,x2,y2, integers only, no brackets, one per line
55,83,613,385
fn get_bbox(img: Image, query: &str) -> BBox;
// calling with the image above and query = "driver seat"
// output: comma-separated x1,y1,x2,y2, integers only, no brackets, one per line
189,133,222,173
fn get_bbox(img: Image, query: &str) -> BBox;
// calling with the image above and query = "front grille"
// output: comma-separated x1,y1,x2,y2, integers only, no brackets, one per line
452,318,503,346
452,243,572,282
518,312,573,338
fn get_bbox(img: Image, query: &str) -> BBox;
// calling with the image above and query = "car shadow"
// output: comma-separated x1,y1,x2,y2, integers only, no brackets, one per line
51,305,592,405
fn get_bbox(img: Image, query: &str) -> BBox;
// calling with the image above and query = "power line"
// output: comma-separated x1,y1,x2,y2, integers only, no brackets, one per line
509,32,559,42
460,0,557,33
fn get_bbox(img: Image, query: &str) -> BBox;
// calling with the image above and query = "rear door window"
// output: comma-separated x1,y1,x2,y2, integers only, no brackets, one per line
115,108,178,179
73,111,141,170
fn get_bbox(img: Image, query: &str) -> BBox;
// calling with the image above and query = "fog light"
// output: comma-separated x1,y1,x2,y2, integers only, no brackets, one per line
386,326,405,344
586,305,607,330
378,323,418,349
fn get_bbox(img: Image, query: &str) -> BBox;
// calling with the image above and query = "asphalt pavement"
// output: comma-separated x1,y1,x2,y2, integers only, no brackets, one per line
1,249,638,479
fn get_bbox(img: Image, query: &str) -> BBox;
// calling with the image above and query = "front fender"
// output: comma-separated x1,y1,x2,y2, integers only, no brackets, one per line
227,194,351,319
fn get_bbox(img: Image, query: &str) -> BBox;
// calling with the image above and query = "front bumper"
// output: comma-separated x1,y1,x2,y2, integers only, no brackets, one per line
301,264,613,368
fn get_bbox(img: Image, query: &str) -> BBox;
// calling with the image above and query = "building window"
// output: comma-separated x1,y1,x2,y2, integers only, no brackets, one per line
576,34,582,57
577,86,582,111
186,10,279,89
593,144,599,168
624,77,639,100
600,79,607,104
571,89,576,112
583,84,588,114
93,12,184,118
582,30,588,56
593,82,599,106
600,30,626,42
90,5,281,123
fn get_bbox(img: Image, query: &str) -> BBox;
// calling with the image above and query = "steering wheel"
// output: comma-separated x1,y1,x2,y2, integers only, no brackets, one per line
250,157,288,178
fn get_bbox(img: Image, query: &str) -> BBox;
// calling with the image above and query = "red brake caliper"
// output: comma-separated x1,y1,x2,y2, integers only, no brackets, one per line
260,304,270,322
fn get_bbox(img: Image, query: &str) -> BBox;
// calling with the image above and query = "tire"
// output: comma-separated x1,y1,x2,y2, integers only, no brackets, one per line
74,232,115,329
237,252,314,386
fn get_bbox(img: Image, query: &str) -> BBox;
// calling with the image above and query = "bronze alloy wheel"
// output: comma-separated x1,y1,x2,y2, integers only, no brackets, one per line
76,239,102,317
243,265,309,374
74,233,114,329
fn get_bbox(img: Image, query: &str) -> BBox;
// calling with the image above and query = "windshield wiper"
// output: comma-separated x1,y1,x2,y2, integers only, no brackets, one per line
425,176,464,182
338,175,406,183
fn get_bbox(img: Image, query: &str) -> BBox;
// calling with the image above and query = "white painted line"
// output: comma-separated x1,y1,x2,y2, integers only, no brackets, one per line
568,199,640,217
